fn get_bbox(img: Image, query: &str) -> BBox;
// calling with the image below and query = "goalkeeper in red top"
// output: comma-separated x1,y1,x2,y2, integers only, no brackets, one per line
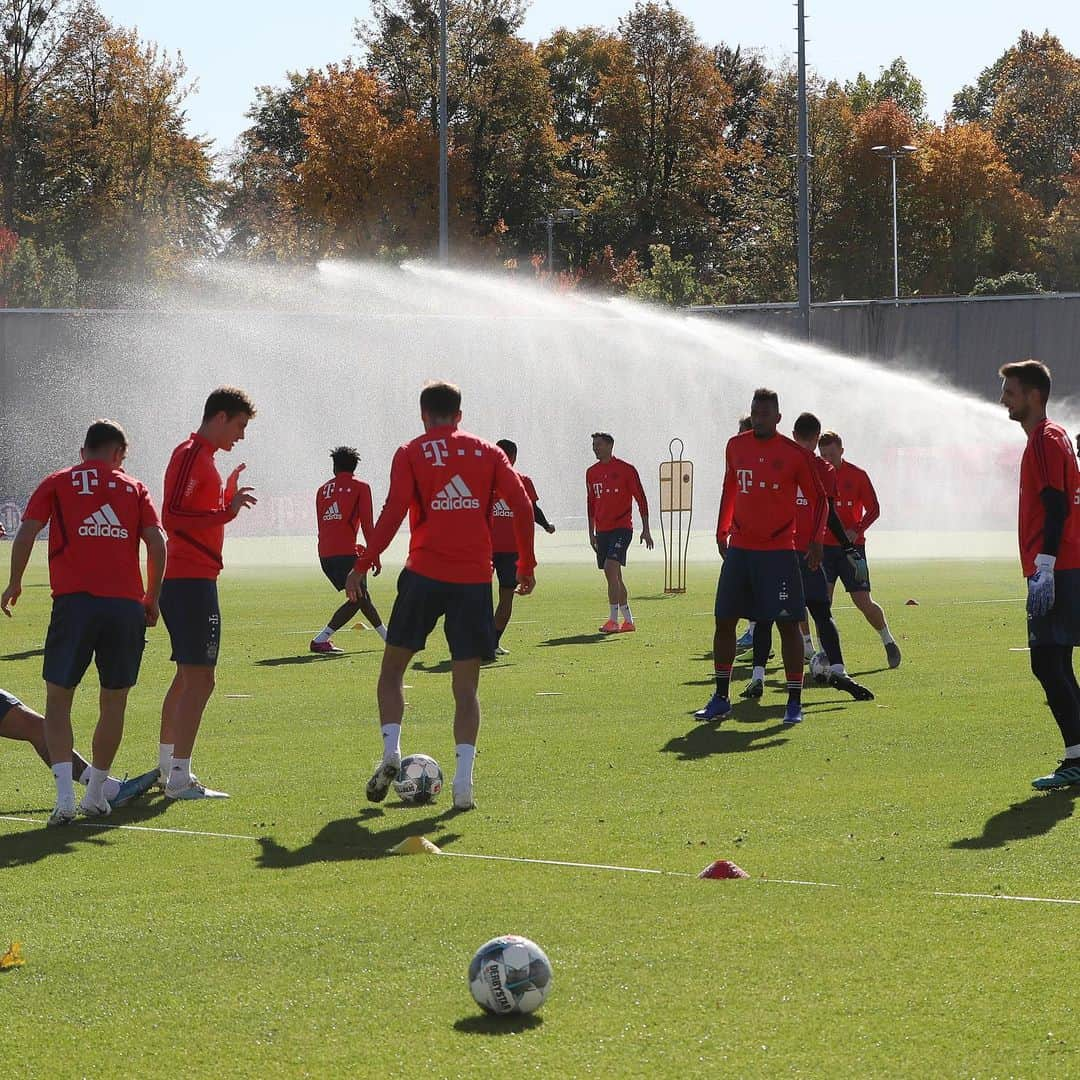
490,439,555,656
1,420,166,825
696,388,826,727
311,446,386,654
1000,361,1080,790
346,381,537,811
817,431,901,669
586,433,652,633
158,387,257,801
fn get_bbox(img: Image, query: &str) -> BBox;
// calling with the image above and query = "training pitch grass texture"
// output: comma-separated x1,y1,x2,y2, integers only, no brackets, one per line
1,556,1078,1077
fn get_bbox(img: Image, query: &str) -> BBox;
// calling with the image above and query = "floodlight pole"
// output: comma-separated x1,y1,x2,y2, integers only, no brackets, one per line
438,0,448,266
871,145,918,299
795,0,811,341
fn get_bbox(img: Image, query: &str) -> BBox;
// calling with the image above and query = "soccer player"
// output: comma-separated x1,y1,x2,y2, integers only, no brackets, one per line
999,361,1080,790
696,389,826,727
158,387,257,800
741,413,874,703
586,433,652,633
817,431,901,669
346,381,537,811
490,438,555,655
733,414,758,653
1,420,166,825
311,446,386,654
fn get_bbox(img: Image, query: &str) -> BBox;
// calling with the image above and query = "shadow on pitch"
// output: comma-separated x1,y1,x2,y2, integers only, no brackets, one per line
539,633,613,647
454,1013,544,1035
662,719,790,760
951,789,1079,850
849,667,890,677
0,647,45,661
255,654,346,667
255,806,462,869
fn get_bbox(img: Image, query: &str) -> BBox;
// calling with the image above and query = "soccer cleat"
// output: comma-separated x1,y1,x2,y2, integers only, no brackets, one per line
599,619,621,634
452,781,475,810
739,677,764,700
78,793,111,818
1031,759,1080,790
494,645,510,656
782,702,804,726
803,644,816,662
165,776,230,800
365,754,401,803
828,672,875,701
310,639,343,655
619,621,636,633
110,768,160,809
694,693,732,722
885,642,902,669
734,629,754,652
46,804,77,828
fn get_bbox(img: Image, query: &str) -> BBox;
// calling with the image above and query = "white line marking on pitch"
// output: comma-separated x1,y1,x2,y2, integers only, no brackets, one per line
0,814,258,841
438,850,680,876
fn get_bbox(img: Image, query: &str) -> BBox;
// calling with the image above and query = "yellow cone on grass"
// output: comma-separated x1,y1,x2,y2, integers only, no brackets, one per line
1,942,25,970
391,836,442,855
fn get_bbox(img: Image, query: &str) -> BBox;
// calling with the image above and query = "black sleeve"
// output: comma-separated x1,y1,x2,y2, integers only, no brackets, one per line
1040,487,1069,558
826,501,849,547
533,502,552,530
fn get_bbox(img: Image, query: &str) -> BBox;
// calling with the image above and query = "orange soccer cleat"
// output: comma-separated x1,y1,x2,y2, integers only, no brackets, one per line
598,619,621,634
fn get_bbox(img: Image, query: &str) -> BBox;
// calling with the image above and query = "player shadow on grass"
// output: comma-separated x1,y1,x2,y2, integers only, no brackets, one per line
951,789,1080,849
538,634,613,647
255,654,346,667
453,1013,544,1035
0,647,45,660
255,807,462,869
663,719,791,759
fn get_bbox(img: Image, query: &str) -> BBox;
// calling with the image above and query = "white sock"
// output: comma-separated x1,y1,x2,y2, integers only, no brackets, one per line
879,626,895,646
747,621,756,633
802,632,814,652
1065,744,1080,760
85,766,109,804
169,757,192,789
752,665,765,682
102,777,121,801
375,624,388,641
620,604,633,623
381,724,401,762
454,743,476,787
52,762,75,808
609,604,619,621
314,625,334,644
158,742,173,778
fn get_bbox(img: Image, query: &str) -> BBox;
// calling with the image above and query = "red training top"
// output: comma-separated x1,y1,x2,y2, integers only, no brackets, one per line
162,432,234,580
830,460,880,545
490,472,539,554
586,457,648,533
24,463,160,601
794,455,837,552
355,424,536,584
1018,418,1080,577
717,431,826,552
316,472,374,558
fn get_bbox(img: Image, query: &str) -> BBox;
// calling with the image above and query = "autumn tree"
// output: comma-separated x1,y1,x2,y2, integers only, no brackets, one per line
846,58,927,121
1039,152,1080,290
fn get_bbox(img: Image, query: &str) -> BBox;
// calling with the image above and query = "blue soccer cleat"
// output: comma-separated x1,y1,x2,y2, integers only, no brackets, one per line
110,768,160,809
735,629,754,652
1032,759,1080,791
783,702,803,726
694,694,732,722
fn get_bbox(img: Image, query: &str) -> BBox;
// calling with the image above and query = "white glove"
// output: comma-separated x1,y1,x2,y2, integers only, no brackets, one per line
1027,553,1056,617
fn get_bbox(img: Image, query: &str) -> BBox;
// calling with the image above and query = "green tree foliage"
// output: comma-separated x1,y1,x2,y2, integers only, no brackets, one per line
847,58,927,121
629,243,705,305
970,271,1043,296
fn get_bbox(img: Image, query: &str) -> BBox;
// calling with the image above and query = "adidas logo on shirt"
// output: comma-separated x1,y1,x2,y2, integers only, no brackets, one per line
491,498,513,518
322,500,342,521
431,475,481,511
79,504,129,539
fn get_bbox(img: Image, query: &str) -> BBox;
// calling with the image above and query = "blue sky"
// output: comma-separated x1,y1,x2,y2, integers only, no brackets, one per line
98,1,1080,154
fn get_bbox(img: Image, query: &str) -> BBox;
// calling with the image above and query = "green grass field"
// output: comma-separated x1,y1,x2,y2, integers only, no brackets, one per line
2,553,1078,1078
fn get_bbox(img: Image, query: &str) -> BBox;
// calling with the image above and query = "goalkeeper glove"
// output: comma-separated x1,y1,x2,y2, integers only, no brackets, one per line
843,545,869,588
1027,554,1056,617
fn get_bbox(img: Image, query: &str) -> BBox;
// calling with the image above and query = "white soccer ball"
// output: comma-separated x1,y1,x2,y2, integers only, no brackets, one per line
468,935,553,1015
392,754,444,805
809,651,832,684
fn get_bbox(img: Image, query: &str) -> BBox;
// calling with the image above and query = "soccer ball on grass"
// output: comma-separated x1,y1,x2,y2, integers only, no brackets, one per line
468,935,552,1015
808,651,832,685
392,754,443,805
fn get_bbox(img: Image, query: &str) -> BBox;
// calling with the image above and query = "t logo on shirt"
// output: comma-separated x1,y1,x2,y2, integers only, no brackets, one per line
736,469,753,494
591,482,603,498
422,439,449,467
71,468,99,496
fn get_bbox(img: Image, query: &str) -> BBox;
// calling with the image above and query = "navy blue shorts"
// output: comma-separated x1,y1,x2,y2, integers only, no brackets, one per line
43,594,146,690
160,578,221,666
0,688,22,724
823,543,871,593
492,551,518,590
1028,569,1080,647
800,551,830,608
387,569,496,662
321,554,366,595
595,528,633,570
715,547,806,623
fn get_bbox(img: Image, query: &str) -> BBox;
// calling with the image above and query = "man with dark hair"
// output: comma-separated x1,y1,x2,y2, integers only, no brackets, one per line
587,432,652,633
817,430,900,669
696,389,826,727
311,445,386,654
346,380,537,810
1,420,165,825
741,413,874,703
1000,360,1080,789
158,387,257,800
490,438,555,655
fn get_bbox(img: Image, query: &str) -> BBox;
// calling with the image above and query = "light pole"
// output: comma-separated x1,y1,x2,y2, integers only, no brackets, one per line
871,144,917,299
796,0,810,341
536,208,581,274
438,0,448,266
